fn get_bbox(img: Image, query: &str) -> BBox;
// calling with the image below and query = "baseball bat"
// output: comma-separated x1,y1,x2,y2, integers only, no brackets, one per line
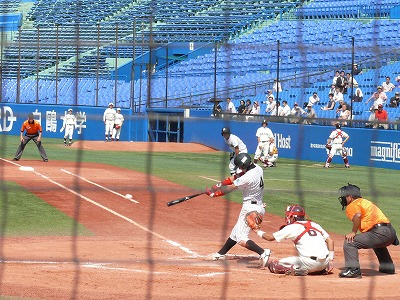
166,192,205,207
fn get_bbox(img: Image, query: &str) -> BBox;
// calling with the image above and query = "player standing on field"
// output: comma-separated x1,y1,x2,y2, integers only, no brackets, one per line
13,113,48,162
221,127,248,175
103,102,116,141
205,153,271,268
111,108,124,141
60,108,77,146
254,120,275,167
324,123,350,168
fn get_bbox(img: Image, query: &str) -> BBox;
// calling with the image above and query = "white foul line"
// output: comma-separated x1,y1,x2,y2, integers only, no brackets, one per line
1,158,198,257
60,168,139,203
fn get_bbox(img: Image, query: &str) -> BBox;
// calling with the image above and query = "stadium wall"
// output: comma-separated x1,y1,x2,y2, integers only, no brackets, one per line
184,116,400,170
2,104,399,170
0,104,148,142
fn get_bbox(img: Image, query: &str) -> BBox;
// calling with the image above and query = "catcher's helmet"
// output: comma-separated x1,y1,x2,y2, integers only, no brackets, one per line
335,123,341,129
234,153,252,170
261,119,268,126
338,183,361,210
285,205,306,224
221,127,231,136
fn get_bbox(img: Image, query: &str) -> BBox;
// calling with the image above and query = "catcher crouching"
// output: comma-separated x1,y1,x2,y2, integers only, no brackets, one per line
255,205,334,276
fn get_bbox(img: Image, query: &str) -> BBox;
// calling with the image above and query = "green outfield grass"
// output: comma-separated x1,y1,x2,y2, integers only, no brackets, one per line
1,135,399,236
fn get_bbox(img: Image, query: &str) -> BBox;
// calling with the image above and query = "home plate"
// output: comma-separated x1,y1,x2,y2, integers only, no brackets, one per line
19,166,35,172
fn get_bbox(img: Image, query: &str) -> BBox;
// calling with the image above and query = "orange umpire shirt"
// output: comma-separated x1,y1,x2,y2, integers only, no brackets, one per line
21,120,42,136
346,198,390,232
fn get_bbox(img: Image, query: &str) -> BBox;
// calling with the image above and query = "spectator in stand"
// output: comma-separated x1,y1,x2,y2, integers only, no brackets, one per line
382,76,395,92
329,84,336,95
308,92,320,106
237,100,246,114
346,72,358,89
365,86,387,110
332,70,340,86
265,96,276,115
303,103,318,125
273,78,282,92
281,100,291,116
333,86,344,103
244,99,252,114
352,63,362,75
335,99,350,116
271,101,284,116
250,101,261,115
321,93,336,110
336,70,347,94
226,97,237,114
395,76,400,90
373,104,389,129
352,87,364,102
389,92,400,108
265,90,275,102
337,104,351,126
290,102,305,124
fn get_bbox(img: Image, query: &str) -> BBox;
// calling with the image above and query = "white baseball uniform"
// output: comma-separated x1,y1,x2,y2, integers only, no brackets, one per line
254,126,274,161
272,220,331,273
103,107,116,139
230,164,265,243
224,134,248,174
328,128,349,156
112,112,124,140
61,113,77,143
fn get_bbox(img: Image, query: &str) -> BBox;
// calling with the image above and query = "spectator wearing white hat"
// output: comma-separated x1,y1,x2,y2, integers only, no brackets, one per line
103,102,116,141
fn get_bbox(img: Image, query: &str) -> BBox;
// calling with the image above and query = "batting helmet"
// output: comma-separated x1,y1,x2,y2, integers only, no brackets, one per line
234,153,252,170
285,205,306,224
221,127,231,136
338,183,361,210
261,119,268,126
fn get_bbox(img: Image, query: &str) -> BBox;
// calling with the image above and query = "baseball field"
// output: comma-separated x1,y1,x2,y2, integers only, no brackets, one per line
0,135,399,299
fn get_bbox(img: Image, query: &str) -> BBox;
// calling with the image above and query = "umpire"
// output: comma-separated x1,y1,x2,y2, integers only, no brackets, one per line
13,113,48,162
338,183,398,278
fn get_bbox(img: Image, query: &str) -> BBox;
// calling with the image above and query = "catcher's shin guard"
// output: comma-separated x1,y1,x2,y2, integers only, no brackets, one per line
268,260,289,274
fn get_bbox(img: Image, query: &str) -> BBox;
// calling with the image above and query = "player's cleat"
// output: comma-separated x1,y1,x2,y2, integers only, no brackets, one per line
324,164,330,168
205,252,227,261
262,164,267,169
379,264,395,274
285,267,308,276
339,267,362,278
260,249,271,268
64,144,68,146
111,138,114,141
43,159,48,162
12,158,19,161
345,165,350,168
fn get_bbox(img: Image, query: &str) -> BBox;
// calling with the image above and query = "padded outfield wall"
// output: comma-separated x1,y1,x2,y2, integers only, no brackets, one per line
1,104,399,170
183,115,400,171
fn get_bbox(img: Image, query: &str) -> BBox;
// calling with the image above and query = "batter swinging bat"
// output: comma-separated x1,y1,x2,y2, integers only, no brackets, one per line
166,192,205,207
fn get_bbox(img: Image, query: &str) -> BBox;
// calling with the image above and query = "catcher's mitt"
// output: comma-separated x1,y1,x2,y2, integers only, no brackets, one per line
245,211,263,230
325,143,332,150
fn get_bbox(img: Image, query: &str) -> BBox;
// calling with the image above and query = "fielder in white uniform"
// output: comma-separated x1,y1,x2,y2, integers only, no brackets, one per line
254,120,275,166
111,108,124,141
60,108,77,146
256,205,334,275
221,127,248,175
103,102,116,141
325,123,350,168
205,153,271,268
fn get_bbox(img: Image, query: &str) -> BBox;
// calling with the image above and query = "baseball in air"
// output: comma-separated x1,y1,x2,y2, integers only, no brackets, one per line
125,194,133,199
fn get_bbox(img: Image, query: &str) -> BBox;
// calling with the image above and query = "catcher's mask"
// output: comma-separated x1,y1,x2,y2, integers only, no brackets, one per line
234,153,252,171
338,183,361,210
285,205,306,225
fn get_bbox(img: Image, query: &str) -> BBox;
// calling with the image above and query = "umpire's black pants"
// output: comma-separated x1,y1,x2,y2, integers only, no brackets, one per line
14,134,48,161
343,223,397,269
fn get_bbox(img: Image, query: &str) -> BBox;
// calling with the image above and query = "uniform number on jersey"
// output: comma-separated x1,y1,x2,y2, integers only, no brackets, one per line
307,229,318,237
